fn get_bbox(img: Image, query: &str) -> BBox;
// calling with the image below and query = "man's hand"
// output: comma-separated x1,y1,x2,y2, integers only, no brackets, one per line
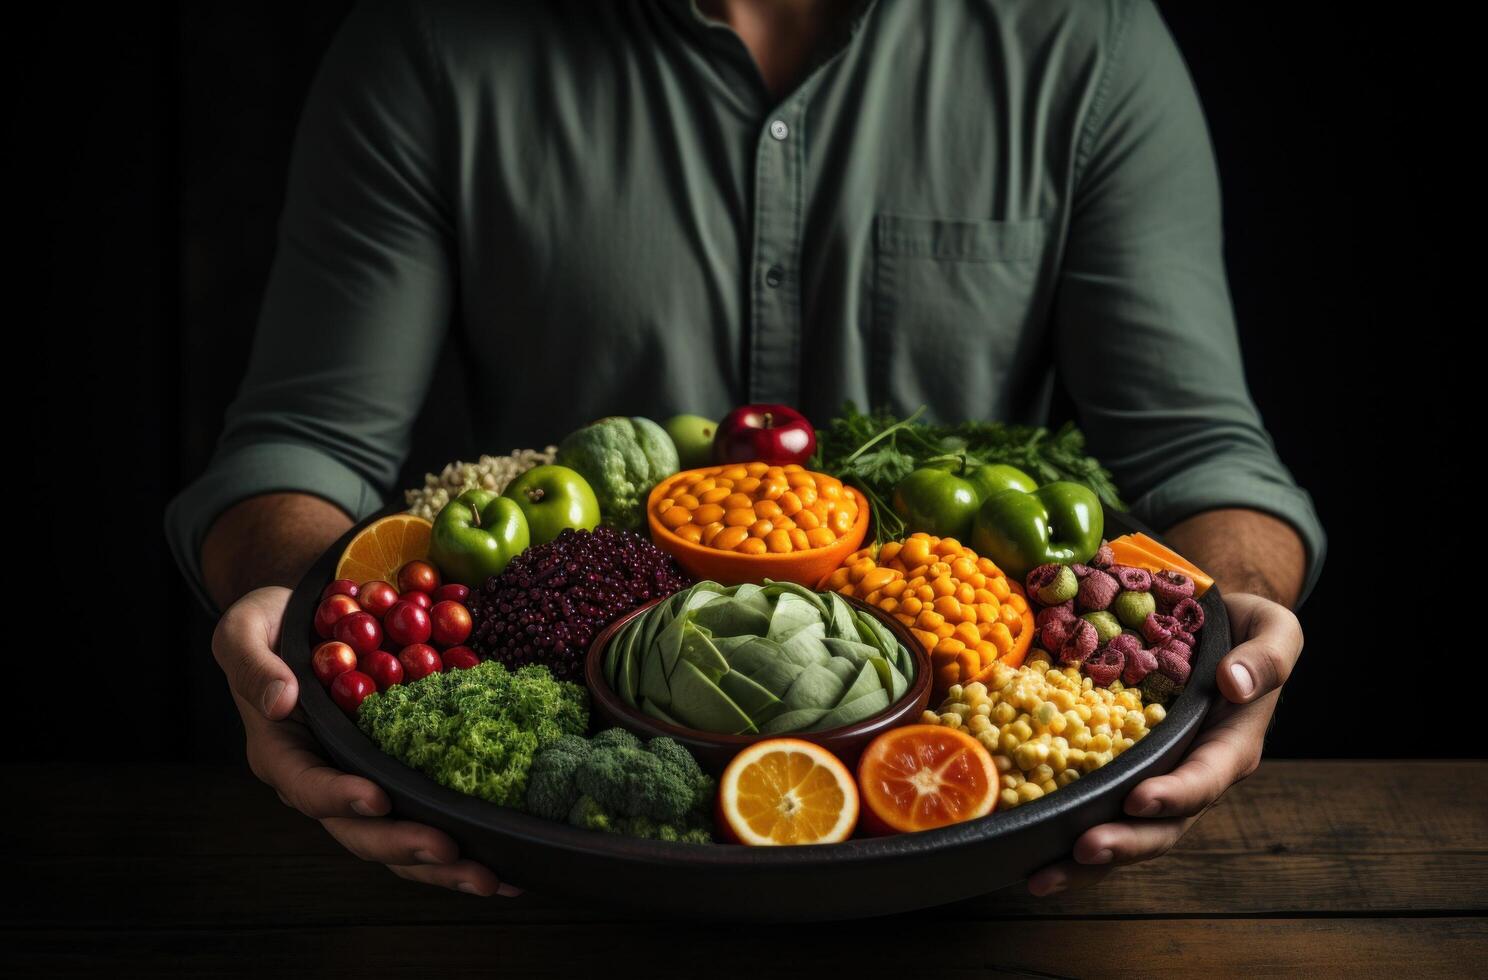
1026,592,1303,895
213,586,517,897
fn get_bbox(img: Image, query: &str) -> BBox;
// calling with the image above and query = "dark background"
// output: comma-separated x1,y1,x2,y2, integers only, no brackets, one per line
16,4,1467,761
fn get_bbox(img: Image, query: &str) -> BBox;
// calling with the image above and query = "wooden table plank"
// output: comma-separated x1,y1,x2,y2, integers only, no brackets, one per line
9,919,1487,979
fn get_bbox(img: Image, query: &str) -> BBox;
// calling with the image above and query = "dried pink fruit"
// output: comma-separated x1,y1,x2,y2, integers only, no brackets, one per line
1114,565,1153,592
1172,597,1205,633
1152,570,1195,609
1076,568,1119,612
1070,563,1093,579
1090,540,1115,569
1121,643,1160,685
1156,645,1192,684
1142,612,1194,648
1084,645,1126,686
1040,616,1073,652
1159,638,1193,664
1058,618,1099,666
1036,602,1076,631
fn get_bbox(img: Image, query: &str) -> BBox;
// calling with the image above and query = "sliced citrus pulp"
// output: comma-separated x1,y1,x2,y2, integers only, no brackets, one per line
335,514,433,586
857,724,997,834
717,738,859,845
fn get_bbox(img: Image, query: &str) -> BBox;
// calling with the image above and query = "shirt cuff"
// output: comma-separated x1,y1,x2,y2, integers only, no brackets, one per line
163,441,388,614
1128,463,1327,606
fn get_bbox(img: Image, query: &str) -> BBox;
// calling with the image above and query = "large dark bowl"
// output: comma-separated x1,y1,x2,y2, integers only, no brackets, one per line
583,594,933,772
282,509,1227,921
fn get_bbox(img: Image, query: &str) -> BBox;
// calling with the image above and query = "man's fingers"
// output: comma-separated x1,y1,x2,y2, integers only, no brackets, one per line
213,587,297,719
1218,593,1303,704
1071,816,1195,867
240,700,391,819
389,860,520,897
1124,700,1268,818
322,817,462,867
1027,859,1114,897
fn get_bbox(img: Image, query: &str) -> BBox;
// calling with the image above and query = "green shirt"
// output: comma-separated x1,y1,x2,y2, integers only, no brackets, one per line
165,0,1326,609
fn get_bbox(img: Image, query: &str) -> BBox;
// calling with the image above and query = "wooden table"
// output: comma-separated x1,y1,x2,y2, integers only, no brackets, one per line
5,761,1484,977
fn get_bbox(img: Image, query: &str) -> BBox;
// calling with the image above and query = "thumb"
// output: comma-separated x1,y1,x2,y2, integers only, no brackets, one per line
212,586,298,719
1218,592,1303,704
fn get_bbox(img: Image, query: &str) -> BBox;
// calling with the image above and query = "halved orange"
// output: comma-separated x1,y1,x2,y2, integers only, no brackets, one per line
857,725,997,834
717,739,859,845
335,514,433,587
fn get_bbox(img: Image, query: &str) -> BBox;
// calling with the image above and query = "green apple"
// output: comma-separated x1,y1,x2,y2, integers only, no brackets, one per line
503,464,601,545
663,414,718,469
430,489,531,588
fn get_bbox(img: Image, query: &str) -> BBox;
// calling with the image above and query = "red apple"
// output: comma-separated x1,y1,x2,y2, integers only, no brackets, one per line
713,404,816,465
397,560,441,595
384,601,432,647
311,641,359,686
431,583,470,605
398,643,443,682
362,650,405,691
398,590,432,611
330,670,377,715
333,611,383,657
321,578,360,601
429,601,472,647
442,646,480,671
314,595,362,639
358,581,399,619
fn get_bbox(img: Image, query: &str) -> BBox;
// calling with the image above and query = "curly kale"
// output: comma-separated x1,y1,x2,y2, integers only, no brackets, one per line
357,661,588,808
525,728,714,843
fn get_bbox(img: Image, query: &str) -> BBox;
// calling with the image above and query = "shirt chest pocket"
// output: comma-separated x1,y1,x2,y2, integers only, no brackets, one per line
871,214,1048,418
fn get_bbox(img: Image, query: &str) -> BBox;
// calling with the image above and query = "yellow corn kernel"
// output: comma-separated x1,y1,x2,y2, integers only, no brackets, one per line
993,701,1017,725
1057,769,1080,787
1017,782,1045,803
1145,703,1167,726
999,731,1021,754
1000,788,1020,809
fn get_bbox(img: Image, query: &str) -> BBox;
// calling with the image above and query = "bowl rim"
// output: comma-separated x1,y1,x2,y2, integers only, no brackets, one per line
645,467,870,570
284,507,1226,867
581,590,933,749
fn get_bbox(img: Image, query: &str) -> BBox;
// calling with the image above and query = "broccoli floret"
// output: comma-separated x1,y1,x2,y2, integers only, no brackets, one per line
526,729,715,843
357,660,589,809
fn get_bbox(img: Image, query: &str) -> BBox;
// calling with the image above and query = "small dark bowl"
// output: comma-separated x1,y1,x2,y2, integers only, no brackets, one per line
283,507,1227,921
583,594,933,772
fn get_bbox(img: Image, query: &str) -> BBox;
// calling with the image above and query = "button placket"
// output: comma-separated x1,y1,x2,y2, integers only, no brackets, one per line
748,101,805,404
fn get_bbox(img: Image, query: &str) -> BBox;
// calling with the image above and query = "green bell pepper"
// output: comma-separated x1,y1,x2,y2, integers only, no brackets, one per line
970,481,1104,581
892,462,1039,541
429,489,531,587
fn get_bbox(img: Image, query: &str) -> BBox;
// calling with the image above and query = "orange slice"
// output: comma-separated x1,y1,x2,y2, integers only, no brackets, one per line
335,514,433,587
856,725,997,834
717,739,859,845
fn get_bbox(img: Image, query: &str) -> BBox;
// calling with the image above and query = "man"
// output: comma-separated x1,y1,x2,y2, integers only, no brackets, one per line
168,0,1322,898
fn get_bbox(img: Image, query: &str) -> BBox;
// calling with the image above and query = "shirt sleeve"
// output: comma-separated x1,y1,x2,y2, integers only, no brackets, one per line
164,0,454,611
1053,0,1326,604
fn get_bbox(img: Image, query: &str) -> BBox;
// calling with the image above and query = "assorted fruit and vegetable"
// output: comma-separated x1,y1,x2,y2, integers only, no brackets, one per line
307,402,1213,848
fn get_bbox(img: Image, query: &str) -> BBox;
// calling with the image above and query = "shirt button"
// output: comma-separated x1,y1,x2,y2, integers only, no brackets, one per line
765,265,784,287
769,119,789,141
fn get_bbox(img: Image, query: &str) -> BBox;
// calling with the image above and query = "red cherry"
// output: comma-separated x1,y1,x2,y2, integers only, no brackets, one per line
333,611,383,657
442,646,480,671
314,595,362,639
330,670,377,715
397,560,441,595
358,581,399,619
429,601,473,647
311,641,359,687
321,579,360,601
384,601,432,647
361,650,405,690
398,590,433,611
431,583,470,605
398,644,443,682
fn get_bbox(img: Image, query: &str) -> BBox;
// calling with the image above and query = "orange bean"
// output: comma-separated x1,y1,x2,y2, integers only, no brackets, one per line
745,461,769,477
675,524,704,543
787,472,815,488
951,557,978,580
749,519,773,538
1006,591,1028,613
989,576,1011,601
879,541,903,564
794,508,820,531
973,588,996,605
955,622,981,646
829,508,854,535
765,529,793,553
752,499,782,520
899,536,932,567
818,481,842,501
736,536,768,555
916,609,946,631
987,622,1014,655
796,484,818,508
765,466,786,480
773,516,796,531
916,585,935,602
913,628,942,652
789,529,811,550
806,527,836,549
977,603,1000,624
895,613,916,628
713,526,750,550
699,487,731,505
692,503,725,525
701,522,726,546
955,582,976,605
691,478,716,493
657,498,675,512
661,506,692,528
860,567,898,593
674,493,699,510
881,578,907,598
734,476,762,494
879,597,899,614
933,596,962,620
823,567,852,590
759,480,788,501
778,491,803,516
782,463,804,473
722,493,754,511
931,576,957,598
720,465,749,481
899,596,923,616
714,477,735,489
999,603,1023,634
724,508,756,527
935,623,956,640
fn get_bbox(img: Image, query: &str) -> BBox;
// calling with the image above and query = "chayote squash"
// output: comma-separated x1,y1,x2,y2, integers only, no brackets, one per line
555,416,679,531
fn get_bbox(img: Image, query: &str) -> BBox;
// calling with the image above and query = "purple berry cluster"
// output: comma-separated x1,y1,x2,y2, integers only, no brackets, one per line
467,527,691,680
1025,544,1204,704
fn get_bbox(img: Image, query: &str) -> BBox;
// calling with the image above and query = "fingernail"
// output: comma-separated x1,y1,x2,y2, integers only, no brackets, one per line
1134,799,1161,817
350,800,376,816
1230,663,1255,698
496,883,523,898
414,850,439,864
457,882,489,897
1087,848,1113,865
260,680,286,716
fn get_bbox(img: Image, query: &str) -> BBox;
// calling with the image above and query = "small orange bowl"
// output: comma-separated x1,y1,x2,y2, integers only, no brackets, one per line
646,469,870,587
